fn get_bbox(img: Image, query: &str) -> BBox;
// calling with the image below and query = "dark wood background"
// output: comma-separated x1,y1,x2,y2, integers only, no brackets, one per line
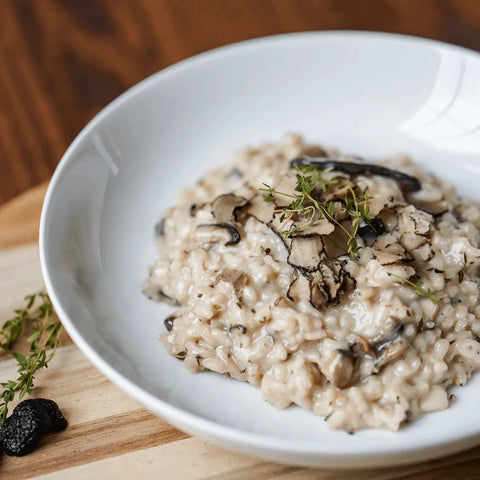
2,0,480,206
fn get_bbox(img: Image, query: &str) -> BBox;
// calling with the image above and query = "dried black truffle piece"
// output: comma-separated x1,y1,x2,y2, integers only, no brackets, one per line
0,398,67,456
291,157,421,192
33,399,67,432
2,401,50,456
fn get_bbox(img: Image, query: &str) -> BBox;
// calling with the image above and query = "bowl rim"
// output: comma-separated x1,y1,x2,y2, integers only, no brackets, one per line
39,30,480,462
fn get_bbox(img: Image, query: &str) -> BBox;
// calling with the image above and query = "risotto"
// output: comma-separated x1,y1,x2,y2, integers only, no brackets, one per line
143,135,480,432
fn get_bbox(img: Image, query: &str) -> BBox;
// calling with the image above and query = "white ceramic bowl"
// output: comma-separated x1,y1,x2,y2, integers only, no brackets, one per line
40,31,480,468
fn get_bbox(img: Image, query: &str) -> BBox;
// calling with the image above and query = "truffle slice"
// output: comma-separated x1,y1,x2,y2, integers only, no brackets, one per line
309,261,355,309
297,219,335,238
211,194,248,223
272,173,298,207
286,274,311,303
243,194,276,224
372,234,413,265
287,236,323,271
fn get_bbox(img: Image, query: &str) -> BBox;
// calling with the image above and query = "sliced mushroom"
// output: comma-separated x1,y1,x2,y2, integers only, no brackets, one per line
321,349,354,389
196,223,241,246
371,322,408,370
164,312,180,332
371,322,405,358
287,236,323,271
353,322,407,371
290,157,421,192
286,274,311,303
211,194,248,223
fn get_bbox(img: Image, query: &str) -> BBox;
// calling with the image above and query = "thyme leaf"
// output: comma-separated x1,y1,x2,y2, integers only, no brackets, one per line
0,293,62,422
389,274,440,305
260,164,374,259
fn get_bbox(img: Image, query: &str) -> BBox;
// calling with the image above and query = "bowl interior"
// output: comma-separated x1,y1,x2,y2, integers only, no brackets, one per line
41,32,480,463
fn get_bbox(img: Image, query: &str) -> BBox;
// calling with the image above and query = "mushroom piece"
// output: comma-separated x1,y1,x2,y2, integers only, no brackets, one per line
353,322,408,371
372,234,413,265
164,312,181,332
290,157,421,192
287,236,323,271
211,194,248,223
286,274,311,303
195,223,241,246
321,350,354,389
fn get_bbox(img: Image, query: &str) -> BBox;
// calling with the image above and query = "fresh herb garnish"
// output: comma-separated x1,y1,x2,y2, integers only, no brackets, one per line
389,273,440,305
260,164,373,258
0,293,62,422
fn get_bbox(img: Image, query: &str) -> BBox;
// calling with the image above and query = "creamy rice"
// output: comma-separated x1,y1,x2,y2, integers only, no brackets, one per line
144,134,480,432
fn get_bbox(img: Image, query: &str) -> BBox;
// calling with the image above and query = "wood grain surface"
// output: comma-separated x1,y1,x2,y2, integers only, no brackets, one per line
2,0,480,206
0,165,480,479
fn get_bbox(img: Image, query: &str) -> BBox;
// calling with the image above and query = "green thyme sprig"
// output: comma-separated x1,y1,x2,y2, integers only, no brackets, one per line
260,164,373,258
0,293,62,422
388,273,440,305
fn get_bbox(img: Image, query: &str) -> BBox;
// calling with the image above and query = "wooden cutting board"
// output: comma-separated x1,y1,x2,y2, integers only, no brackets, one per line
1,184,480,479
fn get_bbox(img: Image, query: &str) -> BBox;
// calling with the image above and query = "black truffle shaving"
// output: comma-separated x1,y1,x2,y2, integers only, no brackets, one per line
290,156,421,192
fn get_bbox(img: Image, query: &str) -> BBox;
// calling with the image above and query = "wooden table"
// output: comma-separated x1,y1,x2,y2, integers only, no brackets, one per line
2,1,480,478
